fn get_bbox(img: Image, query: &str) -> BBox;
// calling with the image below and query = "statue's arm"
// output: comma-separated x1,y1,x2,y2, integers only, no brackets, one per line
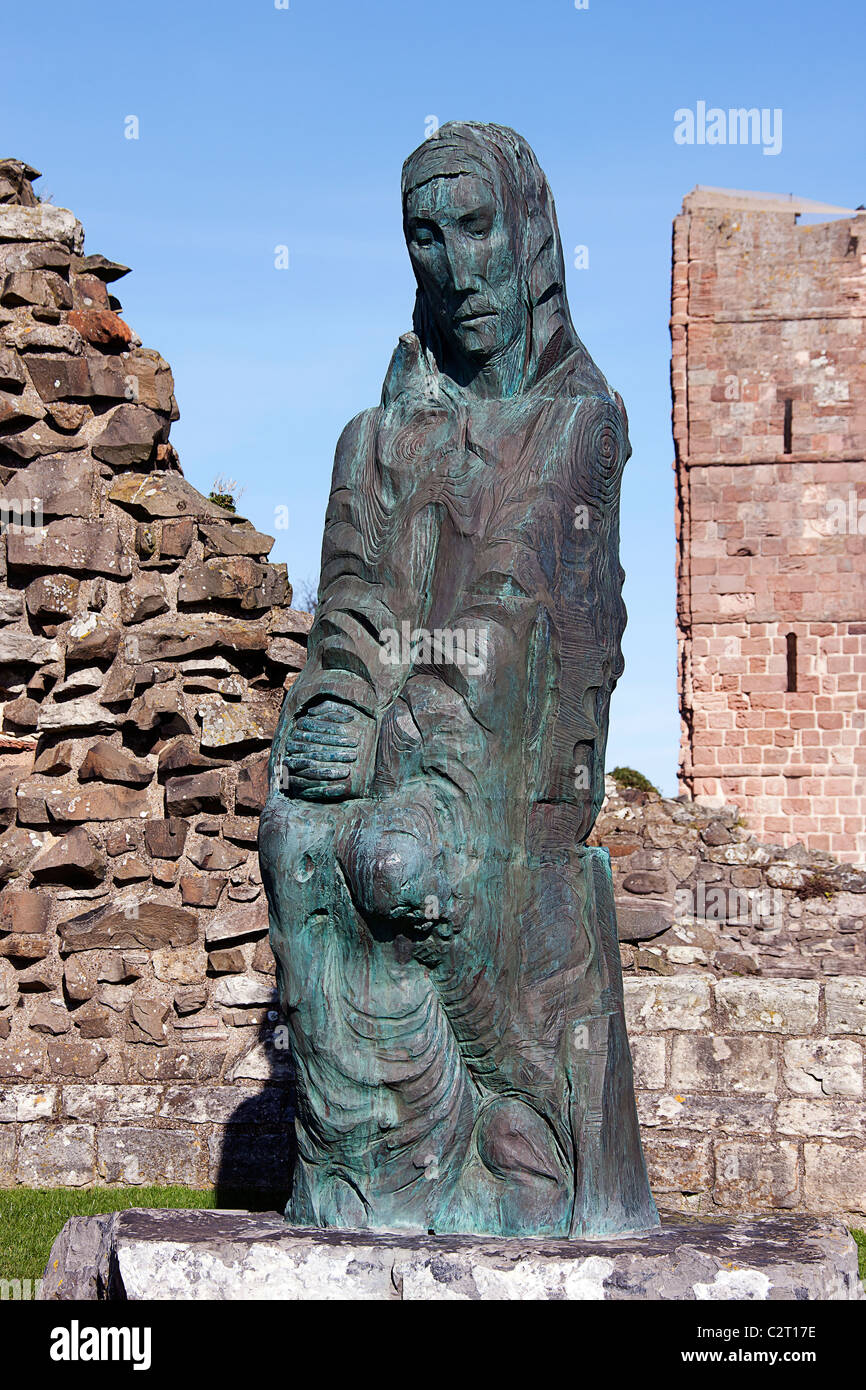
269,407,437,800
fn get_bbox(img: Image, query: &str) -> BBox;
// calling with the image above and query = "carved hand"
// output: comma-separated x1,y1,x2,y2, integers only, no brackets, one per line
282,699,362,801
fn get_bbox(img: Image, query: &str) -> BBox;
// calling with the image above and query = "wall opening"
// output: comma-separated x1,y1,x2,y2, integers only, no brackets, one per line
786,632,798,692
783,398,793,454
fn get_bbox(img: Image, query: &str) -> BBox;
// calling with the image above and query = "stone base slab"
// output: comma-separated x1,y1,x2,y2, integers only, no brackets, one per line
40,1208,864,1301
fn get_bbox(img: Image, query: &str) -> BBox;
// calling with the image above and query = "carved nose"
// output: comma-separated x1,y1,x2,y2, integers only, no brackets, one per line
443,238,479,296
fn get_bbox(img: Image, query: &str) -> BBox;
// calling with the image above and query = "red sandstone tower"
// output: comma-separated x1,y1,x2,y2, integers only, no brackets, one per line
673,187,866,862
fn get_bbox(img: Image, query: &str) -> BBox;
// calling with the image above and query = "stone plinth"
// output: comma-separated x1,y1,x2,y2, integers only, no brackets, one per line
40,1208,863,1301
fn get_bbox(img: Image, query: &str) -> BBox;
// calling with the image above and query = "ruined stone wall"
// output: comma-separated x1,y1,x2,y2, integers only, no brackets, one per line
672,188,866,862
0,160,300,1190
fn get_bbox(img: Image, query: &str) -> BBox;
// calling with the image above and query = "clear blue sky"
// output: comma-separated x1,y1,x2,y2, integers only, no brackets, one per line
2,0,863,793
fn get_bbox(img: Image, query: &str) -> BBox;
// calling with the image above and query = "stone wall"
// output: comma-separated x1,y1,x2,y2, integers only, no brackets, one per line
0,159,301,1189
628,973,866,1223
591,779,866,979
672,186,866,862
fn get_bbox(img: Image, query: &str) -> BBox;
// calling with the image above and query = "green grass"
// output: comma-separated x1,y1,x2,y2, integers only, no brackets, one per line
1,1186,289,1288
853,1228,866,1282
0,1187,217,1286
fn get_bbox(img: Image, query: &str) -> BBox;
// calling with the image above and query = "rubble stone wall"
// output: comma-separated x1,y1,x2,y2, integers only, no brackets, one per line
0,160,301,1191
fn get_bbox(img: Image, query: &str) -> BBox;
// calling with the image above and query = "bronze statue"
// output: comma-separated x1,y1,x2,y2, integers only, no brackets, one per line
259,122,658,1238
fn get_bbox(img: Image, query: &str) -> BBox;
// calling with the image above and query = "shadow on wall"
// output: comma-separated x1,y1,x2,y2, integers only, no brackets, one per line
215,1006,297,1213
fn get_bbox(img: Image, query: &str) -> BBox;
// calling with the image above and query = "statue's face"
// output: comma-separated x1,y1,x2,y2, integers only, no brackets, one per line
405,173,525,365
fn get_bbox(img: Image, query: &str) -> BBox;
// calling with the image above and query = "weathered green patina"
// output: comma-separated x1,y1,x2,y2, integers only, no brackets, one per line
259,122,659,1238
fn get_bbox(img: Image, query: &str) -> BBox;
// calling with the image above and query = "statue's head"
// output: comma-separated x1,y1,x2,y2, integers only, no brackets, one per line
401,122,582,395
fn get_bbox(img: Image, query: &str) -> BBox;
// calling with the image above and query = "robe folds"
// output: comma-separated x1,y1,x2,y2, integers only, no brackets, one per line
259,332,659,1237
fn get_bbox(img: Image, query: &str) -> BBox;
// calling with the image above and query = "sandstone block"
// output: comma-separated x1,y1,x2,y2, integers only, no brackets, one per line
825,978,866,1035
713,1141,800,1211
623,976,711,1032
804,1143,866,1215
782,1038,863,1097
78,740,153,786
716,979,820,1034
16,1122,94,1186
96,1126,204,1186
165,771,225,816
58,899,197,953
671,1035,778,1095
7,518,130,576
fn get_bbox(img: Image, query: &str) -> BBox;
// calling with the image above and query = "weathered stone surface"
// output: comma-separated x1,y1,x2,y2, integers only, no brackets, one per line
37,1212,116,1300
0,1038,44,1077
266,636,307,670
268,608,313,638
58,899,197,952
143,817,188,860
65,612,121,663
200,523,275,558
623,976,712,1032
179,557,289,611
112,855,150,884
186,837,246,872
204,901,268,947
782,1039,863,1098
0,1083,55,1121
0,450,96,517
180,875,225,907
17,1122,94,1186
712,1141,800,1210
96,1127,204,1186
213,976,274,1008
37,695,119,734
207,946,245,974
0,793,38,851
715,980,820,1034
45,1040,107,1078
67,308,133,351
7,519,130,576
197,696,277,749
130,617,269,663
78,740,153,786
25,573,80,622
670,1035,778,1096
31,998,73,1034
825,978,866,1035
0,886,51,931
0,932,50,960
127,998,169,1045
44,784,149,823
120,573,168,625
0,629,61,665
126,682,194,735
31,828,104,884
39,1210,864,1301
164,771,226,817
109,471,228,521
0,203,84,250
234,754,268,814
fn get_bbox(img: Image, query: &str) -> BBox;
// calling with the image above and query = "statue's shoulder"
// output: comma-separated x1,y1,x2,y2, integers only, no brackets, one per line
559,379,632,496
331,406,380,487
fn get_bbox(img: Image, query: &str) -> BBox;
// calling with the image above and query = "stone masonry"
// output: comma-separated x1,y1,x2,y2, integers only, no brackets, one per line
673,186,866,861
0,159,305,1191
0,162,864,1221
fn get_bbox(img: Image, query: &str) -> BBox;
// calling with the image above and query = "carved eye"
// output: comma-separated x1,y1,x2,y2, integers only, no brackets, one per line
412,226,435,248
